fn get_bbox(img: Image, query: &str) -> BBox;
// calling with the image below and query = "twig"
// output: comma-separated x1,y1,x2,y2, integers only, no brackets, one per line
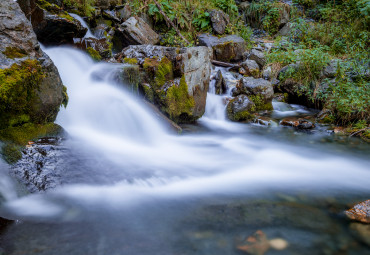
211,60,239,68
350,127,370,137
152,0,190,45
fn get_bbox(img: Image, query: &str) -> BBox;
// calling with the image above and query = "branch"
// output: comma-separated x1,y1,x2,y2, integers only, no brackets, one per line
152,0,190,45
350,127,370,137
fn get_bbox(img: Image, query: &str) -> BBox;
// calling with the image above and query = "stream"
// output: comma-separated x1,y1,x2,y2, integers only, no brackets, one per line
0,47,369,255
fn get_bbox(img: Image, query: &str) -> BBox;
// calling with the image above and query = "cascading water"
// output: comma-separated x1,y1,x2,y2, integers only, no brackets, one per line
0,47,369,255
69,13,96,39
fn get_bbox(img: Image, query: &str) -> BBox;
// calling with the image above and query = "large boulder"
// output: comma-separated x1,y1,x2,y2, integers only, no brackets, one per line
232,77,274,103
0,0,66,129
209,10,230,35
18,0,87,45
119,45,211,123
113,17,159,51
198,34,246,62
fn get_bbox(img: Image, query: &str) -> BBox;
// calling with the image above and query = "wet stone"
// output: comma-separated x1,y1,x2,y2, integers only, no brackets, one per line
345,200,370,224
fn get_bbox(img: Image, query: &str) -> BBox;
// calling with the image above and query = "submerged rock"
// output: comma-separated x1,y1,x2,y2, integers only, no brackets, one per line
0,0,66,129
113,17,159,51
280,117,315,129
345,200,370,224
198,34,246,62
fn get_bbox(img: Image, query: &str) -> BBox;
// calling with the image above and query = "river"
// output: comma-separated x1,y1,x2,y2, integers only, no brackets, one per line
0,47,369,255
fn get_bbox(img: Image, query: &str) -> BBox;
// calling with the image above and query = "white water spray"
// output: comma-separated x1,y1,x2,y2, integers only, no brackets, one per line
2,47,370,219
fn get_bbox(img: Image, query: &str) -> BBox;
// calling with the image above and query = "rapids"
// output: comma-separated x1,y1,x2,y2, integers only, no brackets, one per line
0,47,369,255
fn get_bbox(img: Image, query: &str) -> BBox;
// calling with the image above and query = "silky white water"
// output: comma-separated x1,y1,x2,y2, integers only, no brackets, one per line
2,47,370,220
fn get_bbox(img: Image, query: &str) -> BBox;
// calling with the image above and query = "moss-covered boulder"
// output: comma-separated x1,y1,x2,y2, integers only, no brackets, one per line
119,45,211,123
0,0,66,129
18,0,87,45
232,77,274,104
198,34,246,62
227,95,255,122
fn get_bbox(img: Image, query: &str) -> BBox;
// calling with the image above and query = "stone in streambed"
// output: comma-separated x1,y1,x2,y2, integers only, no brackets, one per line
214,70,227,95
0,0,66,130
118,45,211,123
345,200,370,224
227,95,255,122
280,117,315,129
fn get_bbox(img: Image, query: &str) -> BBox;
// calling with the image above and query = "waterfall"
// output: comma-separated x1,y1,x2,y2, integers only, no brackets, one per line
69,13,96,39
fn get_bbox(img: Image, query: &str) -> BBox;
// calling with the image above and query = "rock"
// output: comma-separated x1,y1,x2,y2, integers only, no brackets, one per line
280,118,315,129
240,60,260,78
345,200,370,224
209,10,229,35
322,59,339,79
95,0,122,9
279,4,290,27
0,217,13,234
269,238,289,250
350,223,370,247
19,0,87,45
226,95,255,121
113,17,159,51
119,45,211,123
254,116,278,127
262,66,272,80
237,230,270,255
316,109,334,123
277,22,295,37
0,0,66,129
117,4,131,22
75,37,112,59
214,70,227,95
198,34,246,62
102,9,120,23
232,77,274,103
247,49,266,68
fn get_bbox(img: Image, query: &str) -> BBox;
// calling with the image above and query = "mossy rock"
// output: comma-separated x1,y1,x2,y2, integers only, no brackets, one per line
227,95,256,122
249,94,273,111
0,123,64,164
2,47,27,59
0,60,45,129
165,76,195,123
86,47,102,61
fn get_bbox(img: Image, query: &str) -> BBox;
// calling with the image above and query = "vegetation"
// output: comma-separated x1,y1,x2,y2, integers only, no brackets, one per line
0,60,45,129
62,0,96,17
129,0,252,47
266,0,369,126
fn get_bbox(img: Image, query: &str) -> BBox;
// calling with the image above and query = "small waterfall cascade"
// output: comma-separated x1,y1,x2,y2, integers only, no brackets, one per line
69,13,96,39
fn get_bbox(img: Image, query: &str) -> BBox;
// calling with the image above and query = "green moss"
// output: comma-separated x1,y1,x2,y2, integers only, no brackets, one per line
214,41,236,62
59,12,75,22
226,99,255,122
249,95,273,111
2,47,27,59
1,143,22,164
62,85,69,108
86,47,102,61
0,123,63,164
141,83,154,103
121,65,142,94
165,76,195,123
0,123,62,146
155,57,173,89
123,58,138,65
0,60,45,129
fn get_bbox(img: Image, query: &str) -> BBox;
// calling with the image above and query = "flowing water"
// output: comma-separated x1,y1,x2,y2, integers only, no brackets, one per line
0,48,369,255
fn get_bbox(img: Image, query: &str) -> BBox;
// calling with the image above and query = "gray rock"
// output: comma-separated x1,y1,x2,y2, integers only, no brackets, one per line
240,59,260,78
117,4,131,22
277,22,295,37
210,10,229,35
227,95,255,121
322,59,339,78
114,17,159,50
263,66,272,80
247,49,266,67
232,77,274,102
214,70,227,95
18,1,87,45
0,0,65,128
120,45,211,123
76,37,112,59
198,34,246,62
102,9,120,23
